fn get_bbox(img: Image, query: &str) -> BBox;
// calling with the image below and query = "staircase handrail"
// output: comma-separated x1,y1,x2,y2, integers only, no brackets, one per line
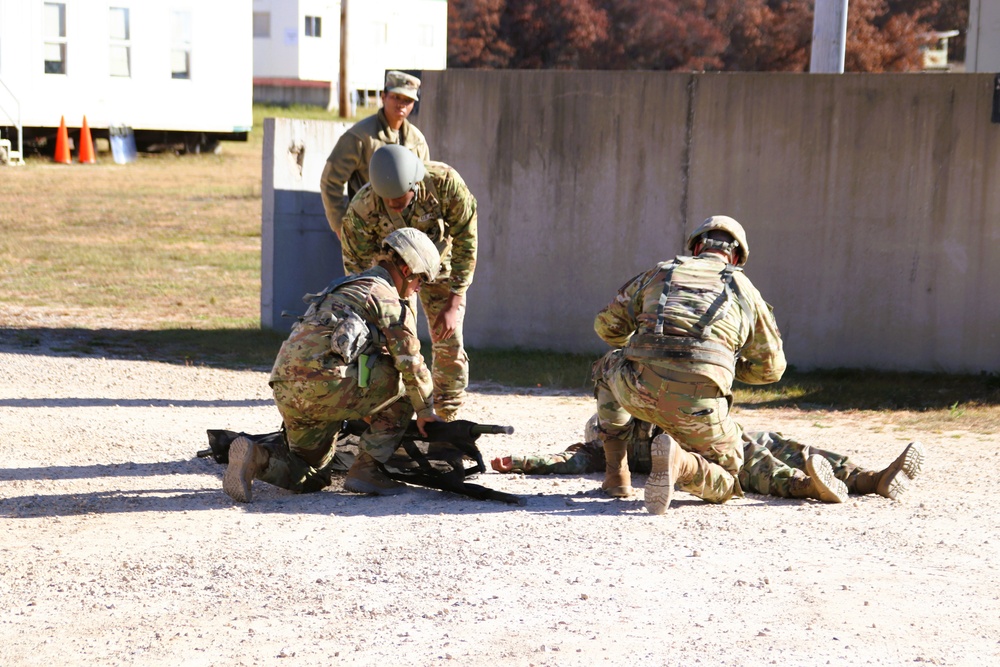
0,78,25,161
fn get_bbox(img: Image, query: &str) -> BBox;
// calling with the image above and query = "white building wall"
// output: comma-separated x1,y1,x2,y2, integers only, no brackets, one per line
0,0,251,132
967,0,1000,72
252,0,303,79
250,0,446,90
297,0,339,82
349,0,447,90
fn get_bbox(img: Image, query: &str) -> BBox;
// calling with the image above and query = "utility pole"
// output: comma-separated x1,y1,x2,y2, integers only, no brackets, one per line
810,0,849,73
338,0,349,118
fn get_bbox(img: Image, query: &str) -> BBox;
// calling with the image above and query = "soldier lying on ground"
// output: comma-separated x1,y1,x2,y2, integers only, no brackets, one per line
491,415,924,502
223,228,444,502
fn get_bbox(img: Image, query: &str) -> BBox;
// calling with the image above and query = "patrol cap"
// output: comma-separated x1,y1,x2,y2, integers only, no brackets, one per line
384,70,421,101
383,227,440,282
369,144,426,200
686,215,750,266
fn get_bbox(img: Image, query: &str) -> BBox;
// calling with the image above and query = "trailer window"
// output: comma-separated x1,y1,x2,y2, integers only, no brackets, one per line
305,16,322,38
171,10,192,79
44,3,67,75
109,7,131,77
253,12,271,38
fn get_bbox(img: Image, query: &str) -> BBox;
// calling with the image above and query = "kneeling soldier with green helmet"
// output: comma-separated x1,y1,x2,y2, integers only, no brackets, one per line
223,228,443,502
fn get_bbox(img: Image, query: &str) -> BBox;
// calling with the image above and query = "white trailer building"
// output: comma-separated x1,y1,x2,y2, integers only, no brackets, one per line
251,0,447,108
0,0,252,161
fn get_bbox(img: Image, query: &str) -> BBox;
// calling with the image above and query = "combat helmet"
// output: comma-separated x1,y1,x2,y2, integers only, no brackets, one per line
369,145,426,199
383,227,441,282
686,215,750,266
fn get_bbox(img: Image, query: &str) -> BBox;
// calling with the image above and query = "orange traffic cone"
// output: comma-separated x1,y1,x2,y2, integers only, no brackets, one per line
54,115,71,164
78,115,95,164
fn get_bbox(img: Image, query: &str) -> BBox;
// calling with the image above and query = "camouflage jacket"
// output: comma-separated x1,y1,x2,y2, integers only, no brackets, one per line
342,161,478,296
270,266,435,417
594,253,785,391
320,109,430,235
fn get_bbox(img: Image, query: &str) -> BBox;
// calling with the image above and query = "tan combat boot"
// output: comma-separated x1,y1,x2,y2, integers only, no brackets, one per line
851,441,924,500
876,441,924,499
223,436,270,503
601,438,633,498
788,456,849,503
344,451,406,495
645,434,699,514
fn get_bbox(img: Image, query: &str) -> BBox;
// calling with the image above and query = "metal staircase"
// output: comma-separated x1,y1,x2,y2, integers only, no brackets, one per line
0,78,25,166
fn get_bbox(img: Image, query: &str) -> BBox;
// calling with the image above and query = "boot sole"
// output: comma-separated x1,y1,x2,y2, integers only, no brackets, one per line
223,436,256,503
878,441,924,500
645,436,676,515
804,455,848,503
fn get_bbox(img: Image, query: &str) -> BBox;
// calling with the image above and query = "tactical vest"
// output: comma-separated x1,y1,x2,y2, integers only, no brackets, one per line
296,270,392,364
624,256,756,374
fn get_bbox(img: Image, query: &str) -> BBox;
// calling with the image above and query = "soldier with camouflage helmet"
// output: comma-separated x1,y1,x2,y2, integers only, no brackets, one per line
492,414,925,503
320,70,430,238
341,144,478,422
222,228,443,502
592,215,786,514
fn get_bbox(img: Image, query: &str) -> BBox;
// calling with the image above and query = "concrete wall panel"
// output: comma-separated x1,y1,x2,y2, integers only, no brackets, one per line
263,72,1000,373
423,70,691,352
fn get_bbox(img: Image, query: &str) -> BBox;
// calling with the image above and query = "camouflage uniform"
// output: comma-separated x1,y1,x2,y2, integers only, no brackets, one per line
505,430,864,499
593,252,785,502
342,161,477,418
261,265,435,492
320,109,430,236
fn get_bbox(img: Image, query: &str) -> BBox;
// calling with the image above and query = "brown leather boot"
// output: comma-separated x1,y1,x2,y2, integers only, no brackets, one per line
601,438,633,498
344,451,406,495
223,436,270,503
788,456,848,503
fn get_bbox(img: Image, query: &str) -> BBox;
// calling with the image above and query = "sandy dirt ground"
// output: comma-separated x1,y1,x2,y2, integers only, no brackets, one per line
1,338,999,667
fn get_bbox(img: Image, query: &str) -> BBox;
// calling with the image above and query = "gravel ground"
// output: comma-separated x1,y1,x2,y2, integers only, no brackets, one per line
1,338,999,666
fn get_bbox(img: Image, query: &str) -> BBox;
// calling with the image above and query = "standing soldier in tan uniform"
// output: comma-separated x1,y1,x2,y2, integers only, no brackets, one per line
320,70,429,239
593,215,786,514
222,228,442,503
342,144,478,422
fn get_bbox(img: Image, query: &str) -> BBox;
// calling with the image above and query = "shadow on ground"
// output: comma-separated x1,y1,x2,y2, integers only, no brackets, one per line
3,326,999,411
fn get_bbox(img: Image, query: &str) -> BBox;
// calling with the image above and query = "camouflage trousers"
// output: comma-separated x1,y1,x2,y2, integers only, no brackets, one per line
418,280,469,418
594,349,742,502
740,431,861,496
510,432,863,499
262,359,415,493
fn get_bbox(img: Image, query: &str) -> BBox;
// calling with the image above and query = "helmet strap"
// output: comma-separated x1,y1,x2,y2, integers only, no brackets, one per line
698,237,739,259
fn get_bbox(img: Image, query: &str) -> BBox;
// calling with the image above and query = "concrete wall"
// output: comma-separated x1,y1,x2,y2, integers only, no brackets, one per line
261,117,348,331
967,0,1000,72
262,72,1000,374
419,71,1000,373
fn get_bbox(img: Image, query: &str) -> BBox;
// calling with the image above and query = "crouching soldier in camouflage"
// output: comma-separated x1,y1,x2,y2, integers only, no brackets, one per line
593,215,786,514
223,228,443,503
492,415,925,502
341,144,478,422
